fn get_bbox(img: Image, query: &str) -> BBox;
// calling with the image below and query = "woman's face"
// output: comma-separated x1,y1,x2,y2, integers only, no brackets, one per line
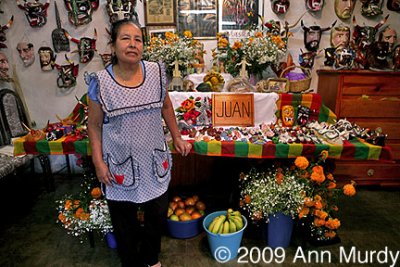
112,23,143,65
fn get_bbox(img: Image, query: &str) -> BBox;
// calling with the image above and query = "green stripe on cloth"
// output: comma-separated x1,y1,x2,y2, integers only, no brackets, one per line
319,104,337,123
48,138,64,154
235,141,249,157
36,139,50,154
351,138,372,160
194,141,208,155
207,140,221,155
247,142,263,158
74,140,90,155
275,143,290,158
327,144,343,159
288,143,303,157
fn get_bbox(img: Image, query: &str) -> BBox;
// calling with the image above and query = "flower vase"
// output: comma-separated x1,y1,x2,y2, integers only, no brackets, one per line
267,212,294,248
105,232,117,249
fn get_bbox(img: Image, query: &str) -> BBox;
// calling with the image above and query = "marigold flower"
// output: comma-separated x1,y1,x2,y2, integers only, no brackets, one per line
294,156,309,169
324,231,337,239
326,173,334,181
300,171,310,179
343,181,356,196
73,200,80,208
180,99,195,112
232,41,243,50
183,30,193,38
65,199,72,210
91,187,102,199
320,150,329,160
311,166,326,184
298,207,310,218
328,182,337,189
255,31,263,38
314,218,326,227
314,195,322,201
314,200,323,210
325,218,341,230
314,210,328,220
244,195,251,204
58,213,67,223
276,172,284,185
304,197,314,207
252,210,263,221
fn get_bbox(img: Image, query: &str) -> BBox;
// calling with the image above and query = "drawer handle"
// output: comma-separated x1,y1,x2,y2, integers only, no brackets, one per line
367,169,374,177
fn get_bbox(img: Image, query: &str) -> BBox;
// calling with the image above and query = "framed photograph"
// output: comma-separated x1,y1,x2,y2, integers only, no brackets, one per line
266,78,289,93
144,0,176,26
218,0,260,33
148,27,176,39
177,0,218,39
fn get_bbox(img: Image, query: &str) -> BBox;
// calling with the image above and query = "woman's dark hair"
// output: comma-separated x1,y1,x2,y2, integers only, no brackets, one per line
109,19,142,65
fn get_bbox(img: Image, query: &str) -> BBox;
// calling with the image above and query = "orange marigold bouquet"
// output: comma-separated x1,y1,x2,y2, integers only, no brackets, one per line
56,167,113,242
239,150,356,245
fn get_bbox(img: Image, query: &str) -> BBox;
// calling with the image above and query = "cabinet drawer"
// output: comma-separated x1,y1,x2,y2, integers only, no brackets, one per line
340,98,400,118
342,76,400,96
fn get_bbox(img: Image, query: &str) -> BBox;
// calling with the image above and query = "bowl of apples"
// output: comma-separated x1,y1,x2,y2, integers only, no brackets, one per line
167,195,206,239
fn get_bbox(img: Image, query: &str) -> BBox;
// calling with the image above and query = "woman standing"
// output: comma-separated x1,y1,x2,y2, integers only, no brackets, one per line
87,19,191,267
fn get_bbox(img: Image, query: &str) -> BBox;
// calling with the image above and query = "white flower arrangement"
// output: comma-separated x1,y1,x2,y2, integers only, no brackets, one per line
239,167,307,222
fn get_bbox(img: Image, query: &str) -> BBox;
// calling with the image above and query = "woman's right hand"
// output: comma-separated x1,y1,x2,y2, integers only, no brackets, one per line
94,161,113,186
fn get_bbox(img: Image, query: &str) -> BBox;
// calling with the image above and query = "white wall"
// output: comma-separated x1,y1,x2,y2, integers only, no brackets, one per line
0,1,399,172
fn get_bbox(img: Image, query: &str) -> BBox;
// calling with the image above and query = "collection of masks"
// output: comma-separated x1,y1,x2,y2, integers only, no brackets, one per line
0,0,138,87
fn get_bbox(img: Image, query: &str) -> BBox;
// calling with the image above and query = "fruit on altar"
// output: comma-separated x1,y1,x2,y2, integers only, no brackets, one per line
170,214,179,221
167,195,206,221
207,209,244,234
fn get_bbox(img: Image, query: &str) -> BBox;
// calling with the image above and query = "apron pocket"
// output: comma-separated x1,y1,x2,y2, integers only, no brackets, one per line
152,143,171,183
106,154,140,190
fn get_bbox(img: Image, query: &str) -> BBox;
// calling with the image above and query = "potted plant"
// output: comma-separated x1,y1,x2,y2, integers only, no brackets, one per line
239,151,357,248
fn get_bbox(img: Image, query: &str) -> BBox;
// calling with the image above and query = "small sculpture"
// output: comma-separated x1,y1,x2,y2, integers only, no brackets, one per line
54,55,79,88
16,0,50,27
335,0,356,20
301,20,337,52
271,0,290,14
0,16,13,49
38,46,55,71
16,42,35,67
360,0,383,17
64,0,99,27
305,0,324,12
0,52,11,81
378,27,397,53
65,29,97,63
331,25,350,49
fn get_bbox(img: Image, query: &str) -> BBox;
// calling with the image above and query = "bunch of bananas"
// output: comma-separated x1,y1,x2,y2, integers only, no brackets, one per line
208,209,244,234
203,71,225,92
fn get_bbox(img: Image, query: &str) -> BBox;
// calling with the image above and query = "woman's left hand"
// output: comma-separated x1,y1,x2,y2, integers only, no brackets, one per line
173,137,192,156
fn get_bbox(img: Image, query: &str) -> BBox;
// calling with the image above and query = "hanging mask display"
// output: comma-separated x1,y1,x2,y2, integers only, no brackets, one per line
305,0,324,12
334,0,356,20
299,49,318,69
360,0,383,17
378,27,397,53
65,29,97,63
393,45,400,70
16,42,35,67
324,47,336,66
387,0,400,12
38,46,56,71
281,105,295,127
99,53,112,67
52,1,70,53
0,52,11,81
54,55,79,88
331,25,350,49
334,47,355,69
367,41,389,69
0,16,14,49
271,0,290,15
107,0,138,23
352,15,388,49
64,0,99,27
16,0,50,27
301,20,337,52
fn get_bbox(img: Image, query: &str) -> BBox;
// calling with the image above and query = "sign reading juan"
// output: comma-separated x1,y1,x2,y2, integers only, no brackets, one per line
212,93,254,127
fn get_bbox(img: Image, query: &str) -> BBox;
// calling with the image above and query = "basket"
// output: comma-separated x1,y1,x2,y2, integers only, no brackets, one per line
280,65,312,93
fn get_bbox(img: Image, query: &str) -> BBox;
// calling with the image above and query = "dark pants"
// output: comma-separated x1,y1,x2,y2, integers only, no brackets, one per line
107,191,168,267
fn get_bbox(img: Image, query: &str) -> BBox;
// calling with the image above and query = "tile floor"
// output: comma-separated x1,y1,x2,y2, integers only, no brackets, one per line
0,173,399,267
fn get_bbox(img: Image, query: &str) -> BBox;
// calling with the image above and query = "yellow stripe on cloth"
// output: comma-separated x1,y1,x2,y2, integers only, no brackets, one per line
358,139,382,160
248,143,263,158
13,137,26,156
288,143,303,157
48,136,66,154
301,94,313,109
207,140,222,156
327,143,343,159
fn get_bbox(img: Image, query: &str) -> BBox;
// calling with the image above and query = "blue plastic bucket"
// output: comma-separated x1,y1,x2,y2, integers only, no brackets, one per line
203,211,247,262
267,212,294,248
167,216,204,239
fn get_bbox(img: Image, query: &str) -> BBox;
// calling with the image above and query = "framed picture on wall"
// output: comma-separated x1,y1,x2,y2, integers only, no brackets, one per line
148,27,176,38
218,0,260,38
144,0,176,26
177,0,218,39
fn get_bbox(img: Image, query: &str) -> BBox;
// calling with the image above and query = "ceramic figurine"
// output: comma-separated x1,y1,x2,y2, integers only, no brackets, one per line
38,46,55,71
65,29,97,63
334,0,356,20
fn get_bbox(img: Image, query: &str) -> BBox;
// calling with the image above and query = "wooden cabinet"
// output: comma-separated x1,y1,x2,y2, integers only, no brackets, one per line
317,69,400,187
